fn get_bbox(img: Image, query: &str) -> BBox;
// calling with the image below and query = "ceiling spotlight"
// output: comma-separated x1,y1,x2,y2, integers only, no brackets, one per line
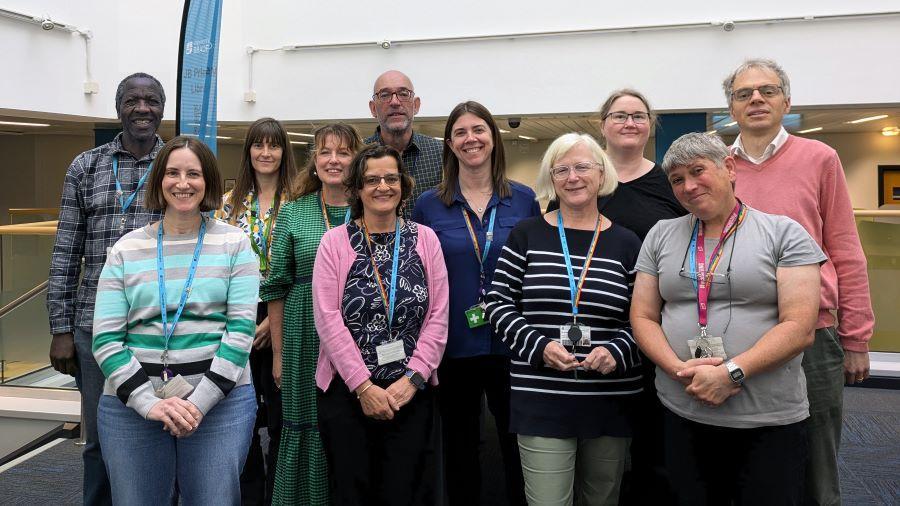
722,21,735,32
848,114,888,124
40,17,55,30
380,40,392,50
882,126,900,137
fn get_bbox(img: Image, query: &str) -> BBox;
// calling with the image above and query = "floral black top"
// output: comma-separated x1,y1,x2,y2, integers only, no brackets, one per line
342,220,429,380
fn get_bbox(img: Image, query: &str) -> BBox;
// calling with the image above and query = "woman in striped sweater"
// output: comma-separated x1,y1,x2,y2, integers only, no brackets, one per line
485,133,643,505
93,136,259,505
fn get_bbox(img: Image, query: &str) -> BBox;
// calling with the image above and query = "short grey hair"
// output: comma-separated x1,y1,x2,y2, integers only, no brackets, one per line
534,133,618,202
722,58,791,108
661,132,730,174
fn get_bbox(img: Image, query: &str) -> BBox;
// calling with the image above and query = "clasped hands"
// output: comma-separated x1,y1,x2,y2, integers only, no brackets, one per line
542,341,617,375
356,377,418,421
147,397,203,437
672,357,741,407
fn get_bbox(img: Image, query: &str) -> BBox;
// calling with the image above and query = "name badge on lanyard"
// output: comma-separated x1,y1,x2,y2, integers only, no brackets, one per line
112,156,151,234
363,218,406,366
688,201,745,359
557,211,603,351
157,217,207,382
461,205,496,329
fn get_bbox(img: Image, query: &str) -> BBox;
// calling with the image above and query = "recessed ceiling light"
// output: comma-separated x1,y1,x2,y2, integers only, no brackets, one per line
848,114,888,124
882,126,900,137
499,129,510,134
518,135,537,141
290,141,308,145
705,129,718,135
0,120,51,127
216,136,231,140
288,132,315,137
433,136,443,141
724,121,737,127
797,127,823,134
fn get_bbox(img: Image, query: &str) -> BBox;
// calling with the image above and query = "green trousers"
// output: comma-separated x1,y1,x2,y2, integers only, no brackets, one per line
518,434,629,506
802,327,845,506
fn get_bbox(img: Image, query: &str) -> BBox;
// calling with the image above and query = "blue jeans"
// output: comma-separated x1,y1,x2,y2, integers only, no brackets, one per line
98,384,257,506
74,326,112,506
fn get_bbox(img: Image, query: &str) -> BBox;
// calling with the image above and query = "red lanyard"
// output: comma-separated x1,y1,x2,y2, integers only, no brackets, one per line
694,201,746,331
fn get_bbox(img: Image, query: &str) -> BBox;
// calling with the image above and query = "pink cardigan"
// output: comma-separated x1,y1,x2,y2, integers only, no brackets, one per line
312,222,449,392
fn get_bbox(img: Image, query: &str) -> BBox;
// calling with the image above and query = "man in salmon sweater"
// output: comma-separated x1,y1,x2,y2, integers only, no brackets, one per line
723,58,874,506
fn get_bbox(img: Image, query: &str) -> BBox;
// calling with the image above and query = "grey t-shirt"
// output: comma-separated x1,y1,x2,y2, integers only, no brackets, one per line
636,208,826,428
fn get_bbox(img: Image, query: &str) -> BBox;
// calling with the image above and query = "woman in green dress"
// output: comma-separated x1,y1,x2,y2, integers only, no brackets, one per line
261,123,362,505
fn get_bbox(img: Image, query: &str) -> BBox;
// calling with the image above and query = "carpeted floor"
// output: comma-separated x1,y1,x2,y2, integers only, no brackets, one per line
1,386,898,505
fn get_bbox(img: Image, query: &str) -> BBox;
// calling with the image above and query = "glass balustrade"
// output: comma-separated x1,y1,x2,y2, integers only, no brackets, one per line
0,211,897,390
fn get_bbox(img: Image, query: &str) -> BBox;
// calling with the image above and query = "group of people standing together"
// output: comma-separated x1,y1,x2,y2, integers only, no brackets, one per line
48,57,873,506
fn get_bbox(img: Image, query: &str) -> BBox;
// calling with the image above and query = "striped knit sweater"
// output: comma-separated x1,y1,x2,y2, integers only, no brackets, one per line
93,218,259,418
485,215,643,438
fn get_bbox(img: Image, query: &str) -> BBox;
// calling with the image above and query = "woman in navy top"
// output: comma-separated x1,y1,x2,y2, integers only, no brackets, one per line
413,100,539,506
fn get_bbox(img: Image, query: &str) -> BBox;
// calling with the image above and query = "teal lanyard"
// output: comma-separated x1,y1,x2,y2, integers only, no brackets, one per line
111,156,151,214
157,217,206,379
461,206,497,300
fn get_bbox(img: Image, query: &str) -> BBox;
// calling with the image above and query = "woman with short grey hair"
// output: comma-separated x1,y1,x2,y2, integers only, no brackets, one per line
632,132,825,505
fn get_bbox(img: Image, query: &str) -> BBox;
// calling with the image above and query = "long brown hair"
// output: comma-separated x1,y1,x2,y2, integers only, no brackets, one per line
225,117,297,224
293,123,363,197
437,101,510,207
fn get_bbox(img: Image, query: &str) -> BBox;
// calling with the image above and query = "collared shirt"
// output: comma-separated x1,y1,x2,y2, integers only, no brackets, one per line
47,133,163,334
732,126,789,164
214,186,289,274
365,128,443,218
412,182,541,358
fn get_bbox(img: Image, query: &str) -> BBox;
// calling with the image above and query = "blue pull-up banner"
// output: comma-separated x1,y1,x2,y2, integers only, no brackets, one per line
176,0,223,155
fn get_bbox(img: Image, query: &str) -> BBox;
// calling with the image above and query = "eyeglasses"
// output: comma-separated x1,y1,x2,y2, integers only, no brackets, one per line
372,88,414,103
550,162,600,181
364,174,402,187
731,84,783,102
604,112,650,124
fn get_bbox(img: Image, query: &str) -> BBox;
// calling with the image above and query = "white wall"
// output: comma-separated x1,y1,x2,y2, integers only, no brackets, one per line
2,1,899,122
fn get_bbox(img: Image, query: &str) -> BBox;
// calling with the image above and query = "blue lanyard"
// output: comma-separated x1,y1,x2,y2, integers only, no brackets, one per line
363,219,402,332
157,217,207,368
557,211,603,322
111,156,151,214
460,205,497,297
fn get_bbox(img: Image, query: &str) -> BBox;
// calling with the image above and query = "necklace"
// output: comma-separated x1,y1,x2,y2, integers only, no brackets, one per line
463,189,492,214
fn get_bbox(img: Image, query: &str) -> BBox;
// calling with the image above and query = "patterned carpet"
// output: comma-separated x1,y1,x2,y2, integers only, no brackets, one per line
0,386,897,505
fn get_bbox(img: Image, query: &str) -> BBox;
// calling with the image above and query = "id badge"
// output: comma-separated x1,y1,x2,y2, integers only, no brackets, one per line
687,336,727,359
560,323,591,347
465,304,487,328
376,339,407,366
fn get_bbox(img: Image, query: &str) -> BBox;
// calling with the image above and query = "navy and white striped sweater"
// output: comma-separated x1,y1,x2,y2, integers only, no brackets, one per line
485,215,643,438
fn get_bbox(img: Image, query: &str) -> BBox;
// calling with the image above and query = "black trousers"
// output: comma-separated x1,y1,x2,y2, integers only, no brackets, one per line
318,379,436,506
240,303,283,506
438,355,526,506
663,407,808,506
619,360,674,504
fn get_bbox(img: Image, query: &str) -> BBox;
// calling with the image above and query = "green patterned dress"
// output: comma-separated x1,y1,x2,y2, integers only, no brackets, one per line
261,192,348,505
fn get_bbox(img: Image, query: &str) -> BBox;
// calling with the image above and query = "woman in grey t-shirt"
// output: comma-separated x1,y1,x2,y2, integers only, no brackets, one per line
631,133,825,505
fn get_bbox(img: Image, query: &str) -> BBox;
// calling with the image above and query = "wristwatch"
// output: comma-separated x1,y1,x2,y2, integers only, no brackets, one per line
725,360,745,385
404,368,426,390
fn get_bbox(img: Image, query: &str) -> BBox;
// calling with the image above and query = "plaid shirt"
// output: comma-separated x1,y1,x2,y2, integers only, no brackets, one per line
47,133,163,334
365,128,443,218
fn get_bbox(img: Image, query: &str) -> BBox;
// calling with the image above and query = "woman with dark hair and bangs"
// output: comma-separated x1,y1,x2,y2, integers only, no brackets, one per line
413,101,539,505
215,116,297,504
259,123,363,505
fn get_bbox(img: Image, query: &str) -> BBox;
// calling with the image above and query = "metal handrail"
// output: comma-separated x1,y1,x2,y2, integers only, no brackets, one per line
0,281,48,319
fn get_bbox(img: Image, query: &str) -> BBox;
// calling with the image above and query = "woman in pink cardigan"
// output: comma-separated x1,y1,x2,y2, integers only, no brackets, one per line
312,144,449,505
